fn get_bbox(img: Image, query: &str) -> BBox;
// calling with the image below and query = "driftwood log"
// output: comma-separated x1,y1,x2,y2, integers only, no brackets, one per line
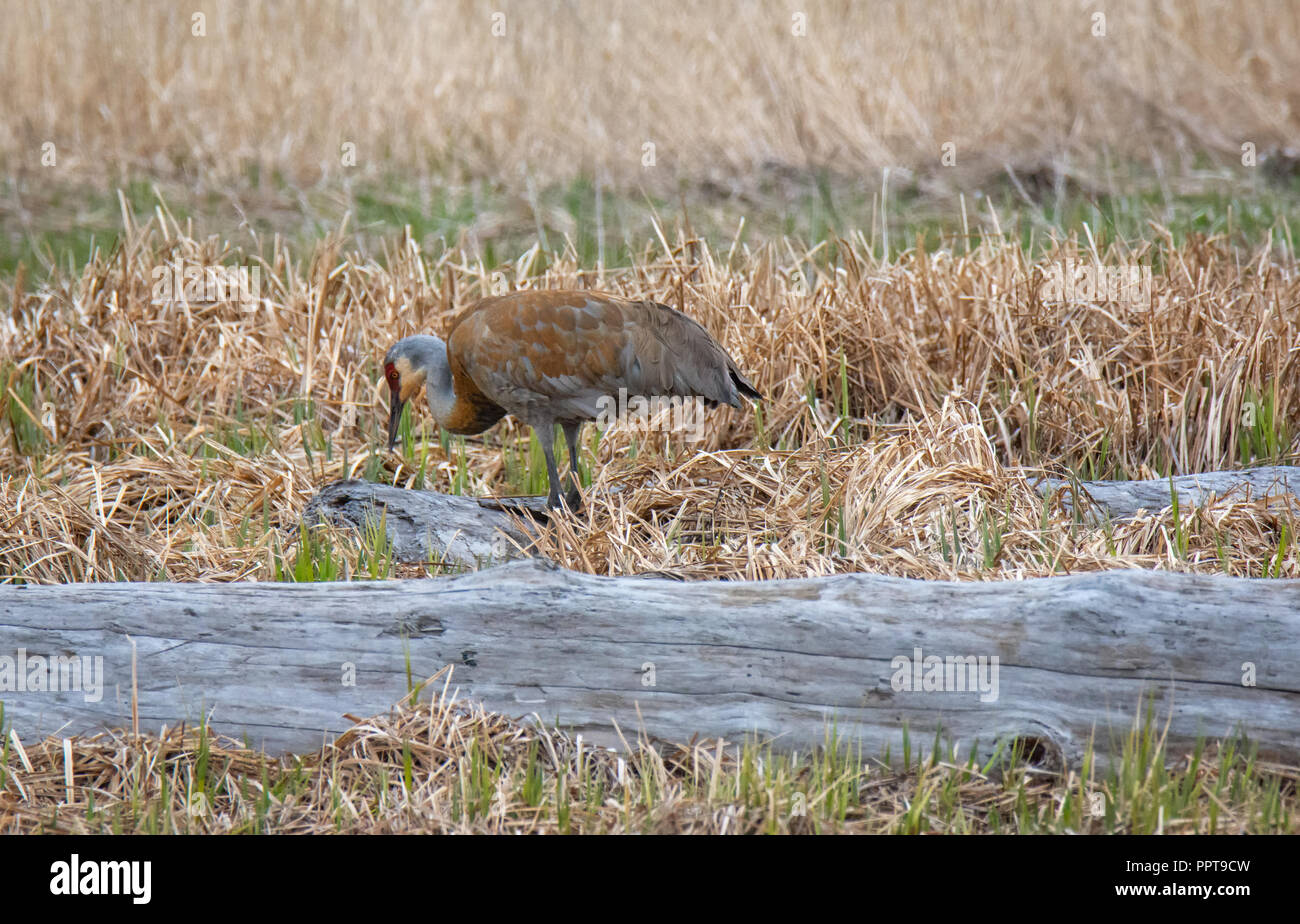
302,479,547,568
1036,465,1300,518
1,559,1296,766
301,468,1300,569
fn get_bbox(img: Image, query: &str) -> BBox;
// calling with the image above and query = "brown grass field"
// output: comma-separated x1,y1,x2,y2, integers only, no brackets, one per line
5,0,1300,189
1,0,1298,835
2,215,1296,584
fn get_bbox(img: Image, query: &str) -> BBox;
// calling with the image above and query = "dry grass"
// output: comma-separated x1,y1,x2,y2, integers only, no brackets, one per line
1,209,1295,834
537,402,1300,580
4,0,1299,192
2,678,1293,834
0,204,1295,583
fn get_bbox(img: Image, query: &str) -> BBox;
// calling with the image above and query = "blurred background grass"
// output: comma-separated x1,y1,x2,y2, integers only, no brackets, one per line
3,0,1300,273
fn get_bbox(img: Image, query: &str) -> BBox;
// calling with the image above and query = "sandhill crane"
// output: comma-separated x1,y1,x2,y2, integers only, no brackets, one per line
383,289,761,509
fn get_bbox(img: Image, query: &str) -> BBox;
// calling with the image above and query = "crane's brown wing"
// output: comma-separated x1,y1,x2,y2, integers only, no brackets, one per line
448,290,759,423
623,299,762,406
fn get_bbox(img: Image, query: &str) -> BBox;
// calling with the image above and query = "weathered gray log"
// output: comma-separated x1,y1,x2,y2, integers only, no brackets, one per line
304,469,1300,569
1,560,1296,768
302,479,550,566
1035,465,1300,518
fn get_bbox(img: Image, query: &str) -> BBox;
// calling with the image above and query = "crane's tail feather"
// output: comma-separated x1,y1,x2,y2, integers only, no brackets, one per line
730,367,763,402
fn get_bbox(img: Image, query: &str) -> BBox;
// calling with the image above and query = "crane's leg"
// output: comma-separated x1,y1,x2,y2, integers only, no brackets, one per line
560,420,584,510
533,421,567,510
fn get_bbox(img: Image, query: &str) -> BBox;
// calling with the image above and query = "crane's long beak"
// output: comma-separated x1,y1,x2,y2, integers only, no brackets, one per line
386,390,406,452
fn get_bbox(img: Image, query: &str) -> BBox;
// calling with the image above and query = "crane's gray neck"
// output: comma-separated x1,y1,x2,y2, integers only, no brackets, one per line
402,334,457,424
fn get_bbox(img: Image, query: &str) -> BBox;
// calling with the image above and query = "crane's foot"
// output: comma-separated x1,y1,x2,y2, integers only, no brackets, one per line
544,484,583,513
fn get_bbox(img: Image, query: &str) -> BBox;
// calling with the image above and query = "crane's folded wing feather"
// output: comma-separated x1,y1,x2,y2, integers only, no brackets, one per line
449,291,759,422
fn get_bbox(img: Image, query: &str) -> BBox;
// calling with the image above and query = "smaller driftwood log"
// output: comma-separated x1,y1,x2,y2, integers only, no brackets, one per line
1035,465,1300,518
303,479,549,568
303,467,1300,568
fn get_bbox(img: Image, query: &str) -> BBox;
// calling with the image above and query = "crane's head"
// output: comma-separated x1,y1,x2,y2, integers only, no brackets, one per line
383,335,452,451
383,338,429,451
